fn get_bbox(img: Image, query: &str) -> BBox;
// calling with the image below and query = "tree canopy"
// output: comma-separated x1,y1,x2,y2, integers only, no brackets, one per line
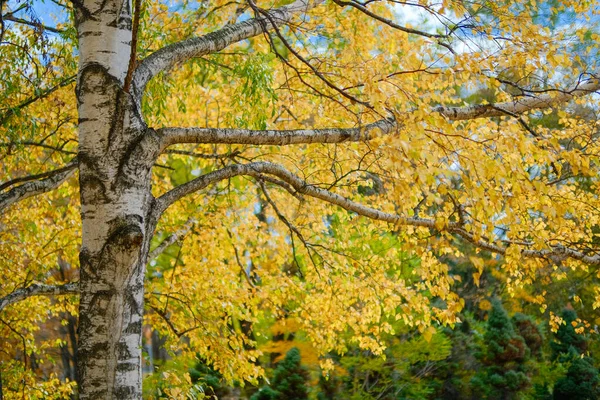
0,0,599,397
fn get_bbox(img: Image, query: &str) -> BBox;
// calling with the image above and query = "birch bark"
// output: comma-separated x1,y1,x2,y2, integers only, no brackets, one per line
75,0,155,397
72,0,316,396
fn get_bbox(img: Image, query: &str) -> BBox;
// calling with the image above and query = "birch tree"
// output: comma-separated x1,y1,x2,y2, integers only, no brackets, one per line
1,0,599,398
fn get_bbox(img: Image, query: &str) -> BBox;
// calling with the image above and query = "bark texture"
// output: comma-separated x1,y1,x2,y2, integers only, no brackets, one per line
75,0,156,397
72,0,317,396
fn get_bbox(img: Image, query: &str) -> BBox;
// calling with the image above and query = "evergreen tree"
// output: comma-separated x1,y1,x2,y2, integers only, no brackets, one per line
317,373,339,400
471,300,531,399
551,309,599,400
533,383,553,400
189,357,228,398
251,386,281,400
251,347,310,400
512,313,544,358
553,357,599,400
551,309,587,362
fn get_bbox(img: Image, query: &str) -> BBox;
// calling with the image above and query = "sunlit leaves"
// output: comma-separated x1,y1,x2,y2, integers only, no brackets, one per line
2,0,600,393
141,0,600,383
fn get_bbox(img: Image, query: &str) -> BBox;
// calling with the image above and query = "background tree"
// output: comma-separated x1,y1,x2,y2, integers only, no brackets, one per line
553,357,599,400
551,309,588,362
188,357,229,399
471,301,531,399
251,347,309,400
551,309,600,400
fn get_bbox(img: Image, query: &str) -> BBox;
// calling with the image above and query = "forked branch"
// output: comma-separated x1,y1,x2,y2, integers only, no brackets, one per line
132,0,324,100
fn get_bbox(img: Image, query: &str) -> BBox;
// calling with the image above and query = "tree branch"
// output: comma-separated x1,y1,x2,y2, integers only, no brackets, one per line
435,75,600,120
131,0,324,101
148,217,197,260
0,141,78,156
0,282,79,312
0,158,78,191
157,118,395,149
123,0,142,93
0,159,78,212
0,75,77,125
251,0,373,108
165,149,241,159
157,74,599,150
225,228,256,288
153,161,600,266
332,0,455,53
3,14,65,34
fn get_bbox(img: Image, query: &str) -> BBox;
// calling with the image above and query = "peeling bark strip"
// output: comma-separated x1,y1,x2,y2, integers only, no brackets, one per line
0,283,79,312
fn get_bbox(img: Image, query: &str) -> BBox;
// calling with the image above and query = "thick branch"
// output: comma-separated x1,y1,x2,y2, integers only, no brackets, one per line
157,75,600,149
0,283,79,312
0,159,78,212
435,76,600,120
132,0,323,101
157,118,395,149
154,161,600,266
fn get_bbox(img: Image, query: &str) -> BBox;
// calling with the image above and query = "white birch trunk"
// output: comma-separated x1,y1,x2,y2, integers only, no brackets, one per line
72,0,320,396
75,1,156,398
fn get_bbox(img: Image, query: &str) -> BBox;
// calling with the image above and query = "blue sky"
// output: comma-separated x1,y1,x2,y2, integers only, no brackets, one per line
6,0,69,29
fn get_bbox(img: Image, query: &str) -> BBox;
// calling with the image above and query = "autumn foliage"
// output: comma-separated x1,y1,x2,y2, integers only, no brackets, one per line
0,0,599,397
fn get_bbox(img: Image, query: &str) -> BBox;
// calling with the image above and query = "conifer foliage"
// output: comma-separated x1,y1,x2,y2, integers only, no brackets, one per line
251,347,310,400
189,357,228,398
551,309,588,362
471,301,532,399
551,309,599,400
